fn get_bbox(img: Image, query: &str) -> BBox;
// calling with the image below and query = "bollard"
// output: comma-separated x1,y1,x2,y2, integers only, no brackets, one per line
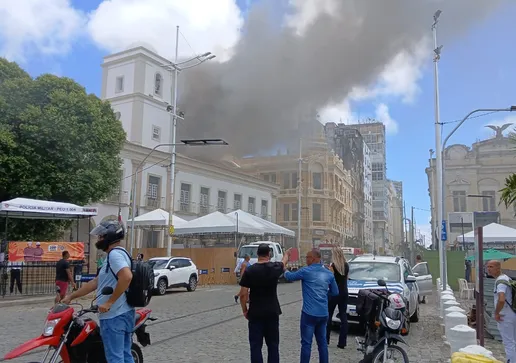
443,300,461,313
449,324,477,354
445,306,466,315
445,312,468,339
441,295,457,318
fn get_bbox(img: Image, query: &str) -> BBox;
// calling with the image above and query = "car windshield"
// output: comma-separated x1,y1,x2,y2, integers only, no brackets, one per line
348,262,400,283
148,259,169,270
238,246,258,258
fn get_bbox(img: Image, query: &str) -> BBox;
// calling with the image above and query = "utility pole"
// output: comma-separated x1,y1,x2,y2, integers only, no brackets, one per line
410,206,415,264
297,138,302,253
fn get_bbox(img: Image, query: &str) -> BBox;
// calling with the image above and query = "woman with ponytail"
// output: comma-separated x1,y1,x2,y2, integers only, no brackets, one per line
326,247,349,349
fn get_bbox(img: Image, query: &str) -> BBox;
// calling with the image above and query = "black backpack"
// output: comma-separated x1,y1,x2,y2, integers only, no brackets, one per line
106,247,154,307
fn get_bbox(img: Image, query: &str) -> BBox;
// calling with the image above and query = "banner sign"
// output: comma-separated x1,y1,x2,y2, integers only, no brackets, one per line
8,241,84,262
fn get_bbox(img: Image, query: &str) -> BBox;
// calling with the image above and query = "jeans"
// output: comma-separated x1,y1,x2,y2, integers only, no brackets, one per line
326,295,348,347
100,309,135,363
300,312,328,363
248,317,280,363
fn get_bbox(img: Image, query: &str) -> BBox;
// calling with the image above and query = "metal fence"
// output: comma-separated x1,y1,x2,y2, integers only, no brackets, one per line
1,261,85,298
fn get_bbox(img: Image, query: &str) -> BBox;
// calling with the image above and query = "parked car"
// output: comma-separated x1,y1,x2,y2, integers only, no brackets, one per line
332,255,421,328
148,257,198,295
412,260,433,302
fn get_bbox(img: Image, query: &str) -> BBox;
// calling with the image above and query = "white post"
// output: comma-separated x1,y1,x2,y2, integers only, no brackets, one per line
432,10,446,290
167,25,180,257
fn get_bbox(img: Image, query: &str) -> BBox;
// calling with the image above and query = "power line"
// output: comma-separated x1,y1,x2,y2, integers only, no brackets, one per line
439,111,499,125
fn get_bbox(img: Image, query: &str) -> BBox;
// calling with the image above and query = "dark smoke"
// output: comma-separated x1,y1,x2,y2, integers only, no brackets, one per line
177,0,508,160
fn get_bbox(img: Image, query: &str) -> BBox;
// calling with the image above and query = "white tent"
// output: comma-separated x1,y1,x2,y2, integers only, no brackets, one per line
173,211,264,236
0,197,98,219
127,208,187,228
226,209,295,237
457,222,516,243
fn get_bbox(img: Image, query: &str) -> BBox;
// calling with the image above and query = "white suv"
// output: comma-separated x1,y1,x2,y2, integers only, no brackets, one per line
332,255,421,325
148,257,198,295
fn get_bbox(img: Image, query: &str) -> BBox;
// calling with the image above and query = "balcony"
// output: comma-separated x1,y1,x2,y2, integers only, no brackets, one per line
178,200,195,214
146,197,164,210
280,188,297,196
329,191,345,205
308,188,329,197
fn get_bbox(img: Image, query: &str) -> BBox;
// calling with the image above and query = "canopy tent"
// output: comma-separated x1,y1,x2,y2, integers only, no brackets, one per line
457,223,516,243
466,249,515,261
173,211,264,236
226,209,295,237
127,208,187,228
0,197,98,219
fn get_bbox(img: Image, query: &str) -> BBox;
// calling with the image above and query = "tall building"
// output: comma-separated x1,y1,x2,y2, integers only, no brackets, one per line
364,142,374,251
387,179,404,254
324,123,366,248
237,125,353,256
347,122,388,253
426,130,516,248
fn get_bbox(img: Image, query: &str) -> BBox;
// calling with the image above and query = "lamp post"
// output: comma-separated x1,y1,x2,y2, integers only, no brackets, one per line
439,107,515,284
161,25,217,257
128,139,228,256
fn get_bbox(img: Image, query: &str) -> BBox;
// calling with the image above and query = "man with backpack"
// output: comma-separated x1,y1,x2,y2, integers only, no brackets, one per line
63,220,153,363
487,260,516,363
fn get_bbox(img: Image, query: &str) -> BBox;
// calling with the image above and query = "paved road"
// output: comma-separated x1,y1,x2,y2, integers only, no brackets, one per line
0,283,488,362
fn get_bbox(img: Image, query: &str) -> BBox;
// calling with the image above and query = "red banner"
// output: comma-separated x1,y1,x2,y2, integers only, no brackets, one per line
8,241,84,262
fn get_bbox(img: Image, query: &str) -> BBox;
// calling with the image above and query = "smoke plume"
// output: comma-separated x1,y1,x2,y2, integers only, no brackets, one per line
177,0,507,159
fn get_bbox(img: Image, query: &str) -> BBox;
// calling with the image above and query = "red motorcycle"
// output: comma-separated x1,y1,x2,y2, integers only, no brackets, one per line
4,287,155,363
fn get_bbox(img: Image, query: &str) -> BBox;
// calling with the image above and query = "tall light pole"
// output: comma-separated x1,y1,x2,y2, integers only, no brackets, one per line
432,9,446,290
162,26,216,257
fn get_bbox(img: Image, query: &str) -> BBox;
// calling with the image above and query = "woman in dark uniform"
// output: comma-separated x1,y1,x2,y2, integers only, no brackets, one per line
326,247,349,349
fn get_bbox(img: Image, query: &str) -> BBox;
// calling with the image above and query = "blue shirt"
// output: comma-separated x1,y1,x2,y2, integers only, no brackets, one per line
97,247,133,320
284,263,339,317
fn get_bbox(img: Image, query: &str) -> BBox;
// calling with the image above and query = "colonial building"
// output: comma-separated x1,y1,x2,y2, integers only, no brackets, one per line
79,44,279,271
387,179,404,254
236,128,353,256
426,129,516,248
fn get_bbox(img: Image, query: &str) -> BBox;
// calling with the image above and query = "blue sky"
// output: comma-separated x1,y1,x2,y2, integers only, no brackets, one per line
1,0,515,241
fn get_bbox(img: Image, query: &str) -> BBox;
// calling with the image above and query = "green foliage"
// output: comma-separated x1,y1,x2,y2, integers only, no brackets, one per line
0,58,126,240
500,174,516,214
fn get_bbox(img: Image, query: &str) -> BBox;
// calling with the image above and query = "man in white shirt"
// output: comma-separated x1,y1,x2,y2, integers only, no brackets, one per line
487,260,516,363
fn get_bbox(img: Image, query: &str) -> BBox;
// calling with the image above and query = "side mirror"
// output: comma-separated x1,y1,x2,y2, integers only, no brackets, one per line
234,252,237,258
413,272,420,277
377,279,387,287
169,266,176,270
101,286,114,296
405,275,417,283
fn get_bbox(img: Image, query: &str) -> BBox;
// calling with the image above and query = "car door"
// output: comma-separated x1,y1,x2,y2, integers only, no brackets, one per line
412,262,433,296
402,261,418,316
167,259,183,286
178,258,194,283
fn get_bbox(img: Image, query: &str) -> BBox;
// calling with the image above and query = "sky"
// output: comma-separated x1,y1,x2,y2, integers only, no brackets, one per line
1,0,516,246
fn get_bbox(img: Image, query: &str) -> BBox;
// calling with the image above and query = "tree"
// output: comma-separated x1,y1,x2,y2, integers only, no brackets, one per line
0,58,126,240
500,174,516,214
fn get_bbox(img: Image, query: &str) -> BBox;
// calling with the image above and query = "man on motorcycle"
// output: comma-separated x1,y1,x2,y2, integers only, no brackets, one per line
62,220,134,363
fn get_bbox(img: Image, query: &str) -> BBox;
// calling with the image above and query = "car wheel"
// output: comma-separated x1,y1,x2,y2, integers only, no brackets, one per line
410,302,420,323
187,276,197,292
157,278,167,295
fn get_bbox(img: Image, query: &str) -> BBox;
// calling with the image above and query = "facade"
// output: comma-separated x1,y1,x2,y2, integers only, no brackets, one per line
236,128,353,256
348,122,388,253
426,131,516,248
324,123,366,248
364,142,374,251
85,45,278,270
387,180,404,254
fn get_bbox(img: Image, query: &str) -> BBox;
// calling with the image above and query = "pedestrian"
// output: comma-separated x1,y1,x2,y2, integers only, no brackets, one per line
238,243,290,363
137,253,144,261
487,260,516,363
8,260,23,294
63,220,134,363
414,255,426,304
55,251,76,303
234,254,251,303
284,249,339,363
465,259,472,282
326,247,349,349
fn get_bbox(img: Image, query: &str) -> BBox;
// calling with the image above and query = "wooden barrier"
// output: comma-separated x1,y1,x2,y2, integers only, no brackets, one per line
133,247,238,285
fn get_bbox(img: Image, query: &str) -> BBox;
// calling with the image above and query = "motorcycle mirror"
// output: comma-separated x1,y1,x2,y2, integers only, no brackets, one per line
377,279,387,287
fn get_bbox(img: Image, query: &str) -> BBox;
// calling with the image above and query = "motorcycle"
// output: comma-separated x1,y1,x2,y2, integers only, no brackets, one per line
4,286,156,363
356,279,410,363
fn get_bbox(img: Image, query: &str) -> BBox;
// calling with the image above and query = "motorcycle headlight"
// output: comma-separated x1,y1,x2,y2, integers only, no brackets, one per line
385,317,401,330
43,318,60,336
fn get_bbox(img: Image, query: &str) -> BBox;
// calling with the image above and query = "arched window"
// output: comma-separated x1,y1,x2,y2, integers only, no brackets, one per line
154,73,163,96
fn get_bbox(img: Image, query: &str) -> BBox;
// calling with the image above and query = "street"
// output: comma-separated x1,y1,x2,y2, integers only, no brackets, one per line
0,282,463,363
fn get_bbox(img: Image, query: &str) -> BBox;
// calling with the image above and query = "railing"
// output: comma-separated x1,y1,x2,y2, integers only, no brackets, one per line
146,197,163,209
1,261,86,298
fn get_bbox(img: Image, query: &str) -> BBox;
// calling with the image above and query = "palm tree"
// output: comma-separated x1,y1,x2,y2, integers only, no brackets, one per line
499,174,516,213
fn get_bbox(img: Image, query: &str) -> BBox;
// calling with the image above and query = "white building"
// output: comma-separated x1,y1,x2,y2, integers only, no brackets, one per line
363,141,374,251
86,44,278,263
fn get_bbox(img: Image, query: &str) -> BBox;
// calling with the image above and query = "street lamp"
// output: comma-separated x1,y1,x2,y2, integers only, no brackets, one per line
128,139,228,255
161,25,216,257
439,108,515,286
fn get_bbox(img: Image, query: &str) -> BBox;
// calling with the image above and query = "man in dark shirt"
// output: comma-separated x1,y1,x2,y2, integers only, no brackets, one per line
55,251,75,303
238,243,290,363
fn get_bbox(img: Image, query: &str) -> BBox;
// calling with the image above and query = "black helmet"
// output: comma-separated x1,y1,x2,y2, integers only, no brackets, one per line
91,220,125,251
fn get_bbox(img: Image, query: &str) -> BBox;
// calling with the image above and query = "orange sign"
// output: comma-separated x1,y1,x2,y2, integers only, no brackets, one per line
8,241,84,262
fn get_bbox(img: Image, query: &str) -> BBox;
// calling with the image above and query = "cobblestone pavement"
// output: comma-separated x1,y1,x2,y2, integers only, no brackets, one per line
0,283,498,362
